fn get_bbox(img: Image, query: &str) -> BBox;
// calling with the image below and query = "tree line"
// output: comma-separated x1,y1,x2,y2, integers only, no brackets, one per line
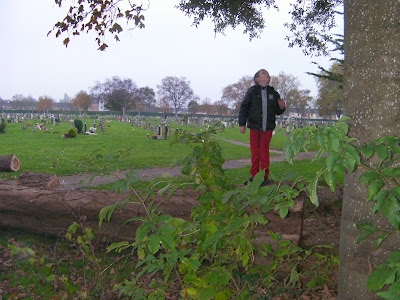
1,66,343,118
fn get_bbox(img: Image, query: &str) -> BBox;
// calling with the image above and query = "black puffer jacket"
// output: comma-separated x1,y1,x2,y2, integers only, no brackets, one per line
238,84,285,131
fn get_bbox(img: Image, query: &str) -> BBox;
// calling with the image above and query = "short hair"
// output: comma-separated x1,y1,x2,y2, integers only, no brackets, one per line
254,69,267,83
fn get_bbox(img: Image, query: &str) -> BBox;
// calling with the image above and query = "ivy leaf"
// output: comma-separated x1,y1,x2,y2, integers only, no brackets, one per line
222,190,237,203
279,206,289,219
367,179,384,201
356,223,380,244
372,190,389,214
335,121,349,136
387,251,400,265
361,144,374,158
343,155,356,172
326,151,339,171
359,171,380,186
392,187,400,199
309,170,324,207
330,136,341,152
324,171,336,190
376,233,391,249
284,141,294,164
376,285,400,300
343,143,361,165
381,197,400,230
375,145,388,160
159,234,175,250
367,268,396,291
317,131,325,148
149,234,160,254
381,168,396,178
257,214,269,225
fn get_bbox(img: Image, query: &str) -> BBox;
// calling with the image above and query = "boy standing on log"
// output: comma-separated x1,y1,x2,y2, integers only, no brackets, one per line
238,69,286,187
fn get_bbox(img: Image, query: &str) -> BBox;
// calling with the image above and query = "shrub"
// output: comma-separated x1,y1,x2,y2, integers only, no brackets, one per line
0,123,6,133
68,127,78,137
74,119,83,133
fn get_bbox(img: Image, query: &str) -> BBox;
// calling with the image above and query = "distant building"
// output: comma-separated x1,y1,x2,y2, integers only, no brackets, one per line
53,102,70,111
88,96,108,112
283,107,338,120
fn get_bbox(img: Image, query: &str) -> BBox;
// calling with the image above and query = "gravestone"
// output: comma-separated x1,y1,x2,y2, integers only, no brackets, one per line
164,125,168,139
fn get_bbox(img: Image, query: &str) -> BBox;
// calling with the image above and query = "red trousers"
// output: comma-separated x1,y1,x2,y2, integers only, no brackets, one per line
249,129,273,179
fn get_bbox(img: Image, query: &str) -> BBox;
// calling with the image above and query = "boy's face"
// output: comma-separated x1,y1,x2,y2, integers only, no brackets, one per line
255,69,271,86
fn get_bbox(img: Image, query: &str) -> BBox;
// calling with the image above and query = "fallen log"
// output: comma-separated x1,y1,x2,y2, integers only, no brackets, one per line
0,180,304,247
0,154,20,172
18,172,61,189
0,180,196,242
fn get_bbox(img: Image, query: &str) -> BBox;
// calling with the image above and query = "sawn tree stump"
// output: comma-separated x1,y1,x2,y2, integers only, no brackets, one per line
0,154,20,172
18,172,61,189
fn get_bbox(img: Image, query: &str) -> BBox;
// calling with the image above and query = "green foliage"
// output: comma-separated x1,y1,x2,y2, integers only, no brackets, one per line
367,251,400,299
284,117,351,205
98,123,339,298
171,122,228,190
0,122,6,133
285,117,400,297
4,237,81,298
74,119,83,133
67,127,78,137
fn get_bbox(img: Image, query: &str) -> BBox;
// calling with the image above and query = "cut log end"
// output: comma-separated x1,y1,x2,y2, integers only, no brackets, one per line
0,154,20,172
18,172,61,189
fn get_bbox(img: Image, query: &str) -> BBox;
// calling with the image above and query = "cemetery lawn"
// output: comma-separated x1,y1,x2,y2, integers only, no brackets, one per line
0,120,262,178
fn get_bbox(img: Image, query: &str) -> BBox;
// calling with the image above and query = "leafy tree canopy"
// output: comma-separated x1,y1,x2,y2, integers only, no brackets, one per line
50,0,343,55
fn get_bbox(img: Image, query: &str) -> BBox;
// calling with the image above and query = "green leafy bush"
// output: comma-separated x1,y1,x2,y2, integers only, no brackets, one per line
74,119,83,133
68,127,78,137
0,123,6,133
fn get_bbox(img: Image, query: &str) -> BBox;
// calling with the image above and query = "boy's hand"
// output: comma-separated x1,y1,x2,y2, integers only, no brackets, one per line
278,98,285,109
240,126,246,134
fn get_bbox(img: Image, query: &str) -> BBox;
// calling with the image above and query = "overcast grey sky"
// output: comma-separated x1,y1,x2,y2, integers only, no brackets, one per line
0,0,343,103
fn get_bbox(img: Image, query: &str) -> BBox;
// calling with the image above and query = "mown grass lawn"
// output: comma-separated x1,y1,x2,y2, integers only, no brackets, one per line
0,119,257,177
0,118,342,185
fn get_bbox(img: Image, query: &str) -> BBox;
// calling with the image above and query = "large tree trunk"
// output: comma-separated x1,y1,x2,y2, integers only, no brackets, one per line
0,154,20,172
339,1,400,299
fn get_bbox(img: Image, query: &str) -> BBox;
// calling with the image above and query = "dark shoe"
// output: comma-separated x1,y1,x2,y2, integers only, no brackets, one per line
244,177,254,186
260,178,269,187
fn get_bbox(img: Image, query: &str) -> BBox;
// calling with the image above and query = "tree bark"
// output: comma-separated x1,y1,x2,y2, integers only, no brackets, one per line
18,172,61,189
0,154,20,172
0,180,304,246
339,1,400,299
0,180,196,242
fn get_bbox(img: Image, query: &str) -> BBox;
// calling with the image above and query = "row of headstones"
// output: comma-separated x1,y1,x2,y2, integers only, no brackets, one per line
152,124,172,139
125,115,236,130
68,119,106,134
